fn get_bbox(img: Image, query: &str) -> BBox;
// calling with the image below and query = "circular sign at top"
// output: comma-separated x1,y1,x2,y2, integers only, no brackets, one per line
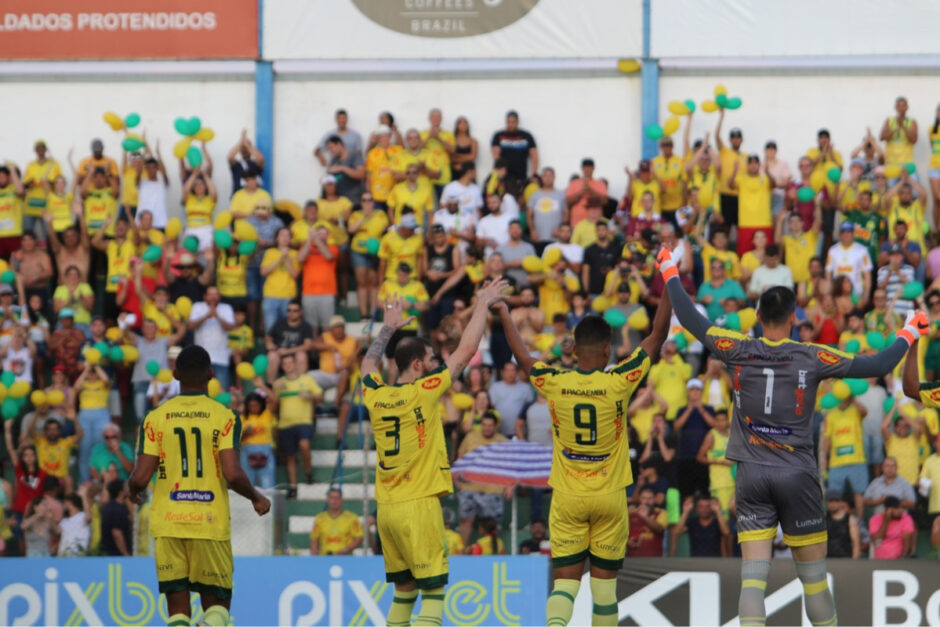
352,0,541,38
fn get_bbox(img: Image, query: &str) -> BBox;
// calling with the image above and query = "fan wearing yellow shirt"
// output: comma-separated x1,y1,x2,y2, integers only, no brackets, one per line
0,164,25,256
775,203,821,286
391,129,442,190
23,140,62,238
273,352,324,499
360,277,508,627
349,195,390,319
495,277,672,627
880,97,918,167
902,341,940,494
729,154,775,257
319,175,353,246
290,200,337,248
80,167,120,238
421,109,456,193
128,345,271,627
716,113,748,228
365,127,403,206
652,137,685,221
30,413,83,492
388,166,435,227
181,169,217,251
626,160,662,217
378,215,424,281
229,171,271,219
806,130,844,198
44,176,75,233
822,397,868,518
260,228,301,334
694,227,741,282
91,213,137,322
378,263,429,340
309,488,364,555
882,173,928,250
685,139,720,213
120,151,143,211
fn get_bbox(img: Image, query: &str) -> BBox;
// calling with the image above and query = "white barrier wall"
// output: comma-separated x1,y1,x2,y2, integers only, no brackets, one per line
273,74,643,203
0,79,255,215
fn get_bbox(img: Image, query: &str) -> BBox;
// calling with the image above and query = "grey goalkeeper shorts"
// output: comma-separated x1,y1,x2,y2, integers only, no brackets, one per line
734,462,827,547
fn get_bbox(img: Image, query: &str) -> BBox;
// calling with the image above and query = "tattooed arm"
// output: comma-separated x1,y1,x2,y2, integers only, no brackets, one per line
361,295,414,377
444,277,510,380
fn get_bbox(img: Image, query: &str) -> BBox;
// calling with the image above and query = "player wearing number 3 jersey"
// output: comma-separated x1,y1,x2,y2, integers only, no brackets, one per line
495,282,672,626
659,246,929,627
361,278,509,627
128,345,271,627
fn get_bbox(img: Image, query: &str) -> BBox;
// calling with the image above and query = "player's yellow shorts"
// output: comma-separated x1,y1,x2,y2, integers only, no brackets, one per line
377,496,448,589
154,537,234,600
550,488,628,570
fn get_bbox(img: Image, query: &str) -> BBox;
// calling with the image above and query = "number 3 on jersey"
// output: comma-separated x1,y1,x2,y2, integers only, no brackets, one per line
574,403,597,445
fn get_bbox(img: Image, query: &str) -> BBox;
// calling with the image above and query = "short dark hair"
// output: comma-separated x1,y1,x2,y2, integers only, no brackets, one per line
765,244,780,257
638,485,656,496
43,475,59,493
65,494,83,510
106,479,124,501
326,135,344,145
574,315,612,349
480,412,498,425
175,345,211,387
758,286,796,327
289,298,302,309
394,336,431,372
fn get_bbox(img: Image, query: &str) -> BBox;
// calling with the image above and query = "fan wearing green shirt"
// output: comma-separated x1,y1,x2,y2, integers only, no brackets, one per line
697,259,747,321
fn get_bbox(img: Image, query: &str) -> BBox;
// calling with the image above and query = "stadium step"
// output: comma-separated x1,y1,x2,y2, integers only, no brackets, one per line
316,417,372,436
298,483,375,500
311,449,377,467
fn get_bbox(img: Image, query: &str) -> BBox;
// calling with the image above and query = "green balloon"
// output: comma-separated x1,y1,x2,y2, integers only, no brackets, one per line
715,93,729,108
674,333,688,351
0,371,14,387
603,308,626,328
0,270,14,285
847,378,869,396
866,331,886,350
796,186,815,203
1,398,18,420
902,281,924,299
215,392,232,406
731,462,738,481
725,96,742,110
365,237,380,255
645,124,664,140
109,345,124,363
252,354,269,378
183,235,199,253
186,117,202,136
94,341,109,356
551,344,562,357
827,167,842,183
121,137,145,153
142,245,162,263
725,312,741,331
883,396,895,414
850,292,859,306
213,229,233,249
124,113,141,129
173,117,189,135
844,339,861,354
237,240,257,256
886,332,896,346
666,487,681,525
186,145,203,168
905,162,916,175
820,393,840,410
145,360,160,377
684,99,696,113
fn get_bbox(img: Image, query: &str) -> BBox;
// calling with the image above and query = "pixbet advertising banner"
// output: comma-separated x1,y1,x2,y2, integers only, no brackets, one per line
0,555,547,626
0,0,257,60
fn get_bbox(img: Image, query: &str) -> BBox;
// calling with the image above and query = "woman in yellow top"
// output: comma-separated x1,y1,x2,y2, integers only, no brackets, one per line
348,193,390,320
240,391,276,489
460,391,499,435
467,517,505,555
260,227,300,332
43,176,74,233
216,239,253,309
181,167,217,252
73,362,111,483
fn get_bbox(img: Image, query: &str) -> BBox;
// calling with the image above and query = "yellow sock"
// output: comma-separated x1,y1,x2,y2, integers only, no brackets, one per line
414,587,445,626
590,577,618,626
202,606,230,626
387,588,418,626
546,578,581,627
167,613,190,626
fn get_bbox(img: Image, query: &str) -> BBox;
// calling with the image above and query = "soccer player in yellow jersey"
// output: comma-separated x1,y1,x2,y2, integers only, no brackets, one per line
362,278,508,627
309,488,364,555
128,346,271,627
494,279,672,627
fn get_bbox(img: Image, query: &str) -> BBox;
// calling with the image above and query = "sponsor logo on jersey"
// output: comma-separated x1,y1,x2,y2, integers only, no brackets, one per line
164,511,205,522
421,377,442,390
561,388,606,397
748,433,795,452
746,421,793,437
929,389,940,403
145,422,156,442
534,377,545,388
715,338,735,351
817,350,839,365
561,449,610,463
222,418,234,436
170,488,216,502
625,369,643,383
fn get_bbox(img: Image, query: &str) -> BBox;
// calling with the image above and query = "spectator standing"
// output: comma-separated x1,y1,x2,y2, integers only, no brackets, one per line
260,227,300,333
310,317,359,422
763,141,792,217
581,220,620,296
309,488,364,556
697,409,735,515
715,112,747,231
627,486,668,557
869,496,915,559
348,194,388,320
299,225,338,333
652,137,685,226
882,175,928,253
879,221,923,275
776,206,822,288
21,496,53,557
730,154,774,256
649,340,692,422
28,412,80,494
625,160,661,217
47,209,91,284
822,396,868,518
324,136,365,203
527,167,567,253
490,110,538,186
88,423,135,482
697,260,746,322
455,413,509,543
747,245,794,300
421,108,456,200
73,363,111,483
377,214,423,282
99,480,131,556
229,171,272,220
881,409,922,486
451,116,478,169
488,362,535,438
877,243,916,317
364,126,401,210
388,163,434,228
920,435,940,520
825,491,861,558
880,96,918,168
863,456,916,514
441,162,484,223
136,151,169,229
228,129,266,193
22,139,61,240
496,220,536,287
126,318,169,421
806,129,843,201
673,496,729,557
76,138,119,185
273,353,323,499
57,490,92,556
825,222,872,306
674,379,715,498
181,168,218,251
240,392,276,489
264,299,314,378
424,224,461,330
315,109,364,164
188,286,236,390
566,158,608,227
475,194,513,256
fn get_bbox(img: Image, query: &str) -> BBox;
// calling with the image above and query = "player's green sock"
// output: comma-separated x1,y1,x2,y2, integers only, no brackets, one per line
546,578,580,627
167,613,190,626
414,587,445,626
590,577,618,626
202,606,231,626
387,588,418,626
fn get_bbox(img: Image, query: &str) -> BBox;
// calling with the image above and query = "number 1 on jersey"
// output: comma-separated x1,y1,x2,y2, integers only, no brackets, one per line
761,368,775,414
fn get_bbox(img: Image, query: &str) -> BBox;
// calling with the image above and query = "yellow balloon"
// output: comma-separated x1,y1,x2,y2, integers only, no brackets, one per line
122,345,139,363
234,219,259,242
175,296,193,320
157,369,174,384
0,386,9,402
165,217,183,240
832,380,851,400
105,327,122,342
194,128,215,142
535,333,556,353
173,137,193,160
667,101,690,116
628,308,650,330
663,116,681,136
591,295,611,312
884,164,902,179
616,58,641,74
274,199,303,221
213,210,233,230
84,347,102,365
0,259,8,274
563,275,580,292
738,307,758,332
701,100,719,113
809,170,827,192
714,83,728,97
451,393,474,410
899,402,918,419
9,381,31,399
208,378,222,398
542,246,562,267
522,255,543,273
236,362,255,381
103,111,124,131
46,389,65,406
30,390,47,407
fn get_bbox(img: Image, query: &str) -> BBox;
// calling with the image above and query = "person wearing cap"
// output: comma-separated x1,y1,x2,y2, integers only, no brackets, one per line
882,170,928,252
747,244,793,301
365,125,402,208
877,242,916,316
420,108,456,198
527,167,567,253
825,222,872,306
136,143,169,229
652,137,685,225
565,158,607,228
441,161,483,221
425,223,462,328
377,212,424,282
880,96,918,168
763,141,792,218
839,187,883,267
490,110,538,185
181,164,218,251
825,490,861,558
625,159,661,218
316,108,363,165
388,157,434,227
229,166,273,220
325,134,365,203
821,392,869,519
806,129,844,198
729,153,775,257
869,494,916,559
310,315,361,419
23,139,61,239
715,109,747,229
80,164,119,241
378,262,428,339
77,138,119,185
349,194,390,319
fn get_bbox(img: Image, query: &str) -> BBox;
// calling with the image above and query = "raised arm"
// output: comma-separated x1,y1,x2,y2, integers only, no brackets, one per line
361,294,412,377
495,300,537,377
847,311,927,378
660,248,712,343
639,276,672,358
444,278,509,380
902,340,922,400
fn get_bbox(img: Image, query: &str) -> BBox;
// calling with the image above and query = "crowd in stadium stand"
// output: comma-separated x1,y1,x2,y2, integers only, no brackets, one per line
1,99,940,560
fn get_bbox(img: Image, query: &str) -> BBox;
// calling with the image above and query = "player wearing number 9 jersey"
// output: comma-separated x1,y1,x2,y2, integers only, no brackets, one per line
361,278,509,627
659,246,929,627
128,346,271,627
494,284,672,627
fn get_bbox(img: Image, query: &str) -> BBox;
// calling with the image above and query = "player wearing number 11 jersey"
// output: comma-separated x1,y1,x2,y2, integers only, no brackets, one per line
128,346,271,627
